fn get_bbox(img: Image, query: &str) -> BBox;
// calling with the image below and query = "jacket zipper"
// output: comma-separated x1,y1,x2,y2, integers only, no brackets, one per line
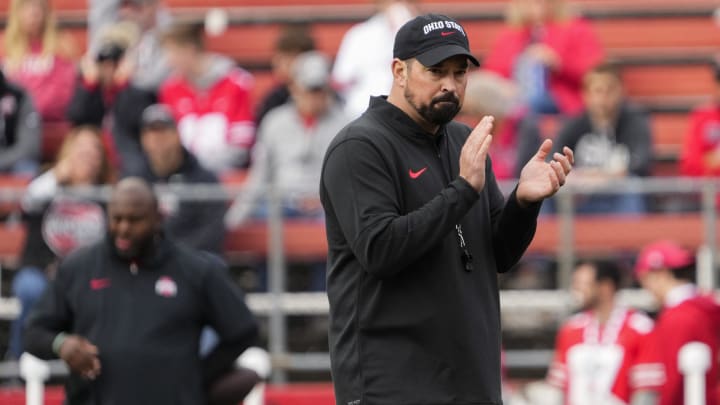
432,130,473,272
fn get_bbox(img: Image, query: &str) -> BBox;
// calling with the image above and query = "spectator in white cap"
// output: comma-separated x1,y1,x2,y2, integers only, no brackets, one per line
225,51,350,291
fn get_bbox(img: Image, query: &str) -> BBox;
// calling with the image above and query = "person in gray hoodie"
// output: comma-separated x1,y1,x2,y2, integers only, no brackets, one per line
225,51,350,291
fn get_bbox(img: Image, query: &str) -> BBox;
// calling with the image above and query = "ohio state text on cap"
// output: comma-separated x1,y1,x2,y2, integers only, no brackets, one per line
393,13,480,67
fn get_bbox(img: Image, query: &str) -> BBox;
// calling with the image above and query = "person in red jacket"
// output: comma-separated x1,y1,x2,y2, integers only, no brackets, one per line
483,0,604,115
632,240,720,405
158,22,255,173
680,62,720,177
2,0,78,123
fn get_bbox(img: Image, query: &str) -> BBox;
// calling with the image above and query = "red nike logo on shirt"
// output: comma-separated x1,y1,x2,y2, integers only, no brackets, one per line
409,167,428,179
90,278,111,290
440,31,456,37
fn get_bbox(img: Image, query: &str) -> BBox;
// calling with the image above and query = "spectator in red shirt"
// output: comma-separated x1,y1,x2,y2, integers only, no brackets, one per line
159,22,255,173
483,0,603,115
680,62,720,177
2,0,77,123
632,240,720,405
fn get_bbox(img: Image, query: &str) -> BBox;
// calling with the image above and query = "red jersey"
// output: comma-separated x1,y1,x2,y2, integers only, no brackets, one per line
547,307,654,404
680,105,720,177
159,61,255,172
633,286,720,405
483,18,603,115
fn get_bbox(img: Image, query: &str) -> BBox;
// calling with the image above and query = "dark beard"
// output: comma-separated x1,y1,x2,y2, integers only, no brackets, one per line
405,89,461,127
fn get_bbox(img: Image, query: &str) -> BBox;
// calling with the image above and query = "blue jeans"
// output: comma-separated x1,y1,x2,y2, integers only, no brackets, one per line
8,267,48,359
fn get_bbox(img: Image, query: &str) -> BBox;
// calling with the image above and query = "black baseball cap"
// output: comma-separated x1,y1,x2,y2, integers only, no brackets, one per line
393,14,479,67
141,104,176,130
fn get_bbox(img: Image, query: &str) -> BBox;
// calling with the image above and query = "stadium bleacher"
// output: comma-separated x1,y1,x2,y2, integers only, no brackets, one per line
0,0,715,264
0,0,714,171
1,1,719,402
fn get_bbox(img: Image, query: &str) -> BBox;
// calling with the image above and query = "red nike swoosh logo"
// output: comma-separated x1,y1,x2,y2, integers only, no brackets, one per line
441,31,455,37
90,278,111,290
409,167,428,179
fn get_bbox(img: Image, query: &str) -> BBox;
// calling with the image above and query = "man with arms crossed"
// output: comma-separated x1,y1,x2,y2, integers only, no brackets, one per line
321,14,574,405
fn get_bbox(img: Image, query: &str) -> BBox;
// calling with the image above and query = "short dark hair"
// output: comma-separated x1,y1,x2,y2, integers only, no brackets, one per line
584,62,622,88
275,23,316,54
160,21,205,50
579,259,622,290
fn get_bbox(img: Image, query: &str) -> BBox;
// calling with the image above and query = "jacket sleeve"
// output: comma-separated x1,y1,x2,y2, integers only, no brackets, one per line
0,96,41,170
321,138,480,278
679,110,707,176
112,85,156,140
66,78,106,127
487,162,541,273
552,117,584,156
200,257,259,387
546,325,569,390
23,260,74,360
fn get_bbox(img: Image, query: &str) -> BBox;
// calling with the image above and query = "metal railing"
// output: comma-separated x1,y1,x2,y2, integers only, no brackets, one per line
0,177,717,383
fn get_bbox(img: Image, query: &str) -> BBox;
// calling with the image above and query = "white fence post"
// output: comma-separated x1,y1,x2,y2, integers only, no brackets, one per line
19,352,51,405
679,341,712,405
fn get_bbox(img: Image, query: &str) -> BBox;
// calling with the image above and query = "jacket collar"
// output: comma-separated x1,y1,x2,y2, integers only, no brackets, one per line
367,96,446,147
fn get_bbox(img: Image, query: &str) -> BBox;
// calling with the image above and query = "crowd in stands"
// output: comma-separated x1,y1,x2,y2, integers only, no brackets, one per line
0,0,718,377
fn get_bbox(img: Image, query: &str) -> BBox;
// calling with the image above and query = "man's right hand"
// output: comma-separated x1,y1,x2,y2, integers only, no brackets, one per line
59,335,101,380
459,116,494,191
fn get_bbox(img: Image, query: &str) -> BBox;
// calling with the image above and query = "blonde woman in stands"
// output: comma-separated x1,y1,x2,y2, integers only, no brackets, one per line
2,0,77,123
484,0,603,115
7,125,114,361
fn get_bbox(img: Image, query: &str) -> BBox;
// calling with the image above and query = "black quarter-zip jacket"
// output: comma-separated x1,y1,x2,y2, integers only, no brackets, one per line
24,236,258,405
320,96,541,405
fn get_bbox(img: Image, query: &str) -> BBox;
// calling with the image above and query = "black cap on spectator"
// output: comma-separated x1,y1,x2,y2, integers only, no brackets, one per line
393,14,479,67
141,104,176,130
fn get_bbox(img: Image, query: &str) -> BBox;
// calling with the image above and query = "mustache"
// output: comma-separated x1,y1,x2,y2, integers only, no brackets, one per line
431,93,460,105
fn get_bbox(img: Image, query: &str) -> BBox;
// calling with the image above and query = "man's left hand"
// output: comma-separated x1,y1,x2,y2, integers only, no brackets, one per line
516,139,574,207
